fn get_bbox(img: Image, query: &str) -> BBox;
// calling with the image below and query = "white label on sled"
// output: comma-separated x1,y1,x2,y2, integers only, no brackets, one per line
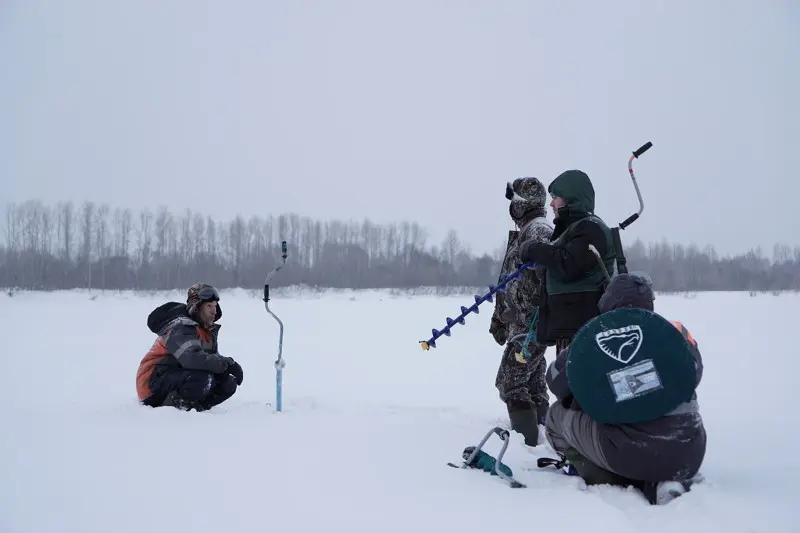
595,324,643,364
608,359,663,403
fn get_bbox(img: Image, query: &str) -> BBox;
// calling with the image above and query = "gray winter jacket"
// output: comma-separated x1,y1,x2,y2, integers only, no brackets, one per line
544,274,706,483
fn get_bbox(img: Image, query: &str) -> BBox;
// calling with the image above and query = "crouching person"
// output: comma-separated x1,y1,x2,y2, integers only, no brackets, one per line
136,283,244,412
541,274,706,505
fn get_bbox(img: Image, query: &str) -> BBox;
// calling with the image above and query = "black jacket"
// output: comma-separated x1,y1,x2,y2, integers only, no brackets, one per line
520,170,614,344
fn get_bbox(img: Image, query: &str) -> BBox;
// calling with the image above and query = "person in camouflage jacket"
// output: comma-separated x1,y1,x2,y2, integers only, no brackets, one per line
490,177,554,446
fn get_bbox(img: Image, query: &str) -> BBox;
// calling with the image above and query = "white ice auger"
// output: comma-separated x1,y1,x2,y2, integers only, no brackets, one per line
263,241,288,412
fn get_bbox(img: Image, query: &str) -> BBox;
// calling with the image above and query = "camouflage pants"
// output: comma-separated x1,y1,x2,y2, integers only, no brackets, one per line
495,326,549,411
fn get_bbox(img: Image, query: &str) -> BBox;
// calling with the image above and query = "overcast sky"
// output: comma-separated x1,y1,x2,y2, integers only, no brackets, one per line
2,0,798,258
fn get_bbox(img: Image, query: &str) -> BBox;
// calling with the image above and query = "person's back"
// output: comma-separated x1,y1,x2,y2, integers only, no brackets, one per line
520,170,616,349
542,274,706,504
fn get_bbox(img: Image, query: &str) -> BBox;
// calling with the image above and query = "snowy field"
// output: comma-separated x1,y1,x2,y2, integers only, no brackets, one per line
2,286,798,533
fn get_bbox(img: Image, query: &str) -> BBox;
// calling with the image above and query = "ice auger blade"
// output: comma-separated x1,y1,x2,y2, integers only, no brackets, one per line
420,262,536,350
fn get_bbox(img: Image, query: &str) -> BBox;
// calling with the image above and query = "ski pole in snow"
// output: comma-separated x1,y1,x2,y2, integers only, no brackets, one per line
613,141,652,275
419,262,536,350
264,241,288,412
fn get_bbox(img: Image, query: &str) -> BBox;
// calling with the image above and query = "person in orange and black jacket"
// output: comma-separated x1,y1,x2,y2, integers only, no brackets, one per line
543,273,706,504
136,283,244,411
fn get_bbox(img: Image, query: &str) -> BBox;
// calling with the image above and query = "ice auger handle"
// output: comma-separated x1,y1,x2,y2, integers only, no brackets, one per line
619,213,639,229
619,141,652,230
264,241,289,303
633,142,652,158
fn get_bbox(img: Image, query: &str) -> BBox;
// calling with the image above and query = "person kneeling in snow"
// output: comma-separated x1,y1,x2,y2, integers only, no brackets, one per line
542,274,706,504
136,283,244,411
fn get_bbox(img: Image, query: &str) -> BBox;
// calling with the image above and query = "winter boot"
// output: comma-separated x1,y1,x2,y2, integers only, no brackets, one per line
640,479,695,505
507,402,540,446
563,447,637,488
161,391,197,412
535,402,549,426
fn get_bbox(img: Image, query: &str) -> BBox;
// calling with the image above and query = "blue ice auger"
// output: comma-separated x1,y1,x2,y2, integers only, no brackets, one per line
264,241,288,411
420,261,536,350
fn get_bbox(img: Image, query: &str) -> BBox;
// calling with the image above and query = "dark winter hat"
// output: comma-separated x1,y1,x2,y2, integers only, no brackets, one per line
548,170,595,214
187,283,220,316
507,177,547,222
598,273,655,314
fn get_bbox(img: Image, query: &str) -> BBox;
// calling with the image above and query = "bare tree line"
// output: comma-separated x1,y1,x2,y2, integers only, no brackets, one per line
2,199,799,293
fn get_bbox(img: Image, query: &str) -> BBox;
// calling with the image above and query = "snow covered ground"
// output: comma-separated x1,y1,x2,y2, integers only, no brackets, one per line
2,287,798,532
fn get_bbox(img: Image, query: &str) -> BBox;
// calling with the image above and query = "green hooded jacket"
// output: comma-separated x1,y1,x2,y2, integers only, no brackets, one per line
546,170,615,295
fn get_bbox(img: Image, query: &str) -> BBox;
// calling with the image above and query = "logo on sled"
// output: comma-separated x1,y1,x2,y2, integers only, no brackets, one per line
595,325,643,364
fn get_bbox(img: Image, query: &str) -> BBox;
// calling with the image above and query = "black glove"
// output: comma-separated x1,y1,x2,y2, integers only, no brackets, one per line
227,360,244,386
489,316,508,345
520,241,542,264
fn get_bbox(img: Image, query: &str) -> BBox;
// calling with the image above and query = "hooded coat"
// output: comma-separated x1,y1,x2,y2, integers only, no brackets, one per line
490,177,554,418
544,274,706,483
520,170,616,345
136,301,230,404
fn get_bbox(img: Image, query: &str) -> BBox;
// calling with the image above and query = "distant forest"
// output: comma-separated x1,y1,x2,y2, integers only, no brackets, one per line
2,199,799,293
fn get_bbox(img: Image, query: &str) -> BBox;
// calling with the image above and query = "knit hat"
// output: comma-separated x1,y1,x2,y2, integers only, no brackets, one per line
598,273,655,314
186,283,220,317
507,177,547,223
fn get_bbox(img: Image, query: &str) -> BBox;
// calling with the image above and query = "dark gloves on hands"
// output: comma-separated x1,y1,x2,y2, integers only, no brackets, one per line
219,356,244,385
227,360,244,386
489,316,508,345
520,242,543,264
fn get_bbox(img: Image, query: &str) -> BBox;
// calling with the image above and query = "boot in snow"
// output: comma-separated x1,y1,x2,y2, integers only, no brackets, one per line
564,447,636,487
507,403,540,446
535,402,549,426
641,479,695,505
162,391,197,411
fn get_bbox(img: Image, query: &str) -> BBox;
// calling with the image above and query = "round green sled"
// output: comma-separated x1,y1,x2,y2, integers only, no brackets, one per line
566,308,697,425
